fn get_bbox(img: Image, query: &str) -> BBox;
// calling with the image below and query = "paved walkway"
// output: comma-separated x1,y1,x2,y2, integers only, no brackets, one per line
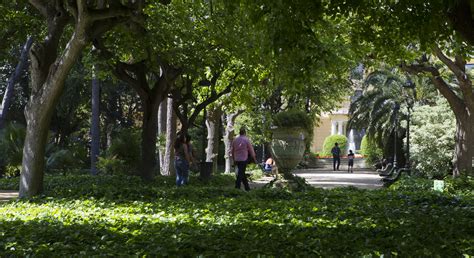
0,190,18,202
251,168,383,189
1,169,383,202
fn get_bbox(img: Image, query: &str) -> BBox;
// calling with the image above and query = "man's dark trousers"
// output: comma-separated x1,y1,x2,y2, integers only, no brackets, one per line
333,156,340,171
235,161,250,191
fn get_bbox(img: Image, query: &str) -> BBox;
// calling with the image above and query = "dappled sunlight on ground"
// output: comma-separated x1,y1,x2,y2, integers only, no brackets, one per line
250,168,383,190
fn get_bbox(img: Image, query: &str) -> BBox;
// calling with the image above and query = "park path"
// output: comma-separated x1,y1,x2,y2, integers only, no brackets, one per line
1,169,383,202
0,190,18,202
250,168,383,190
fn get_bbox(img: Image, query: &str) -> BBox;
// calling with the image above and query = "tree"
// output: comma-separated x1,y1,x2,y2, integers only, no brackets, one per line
401,47,474,176
323,1,474,176
349,68,413,166
20,1,144,198
0,37,33,128
221,109,243,173
205,104,222,173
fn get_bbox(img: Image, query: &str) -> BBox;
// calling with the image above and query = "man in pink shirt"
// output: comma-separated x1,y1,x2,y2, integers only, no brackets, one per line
231,128,257,191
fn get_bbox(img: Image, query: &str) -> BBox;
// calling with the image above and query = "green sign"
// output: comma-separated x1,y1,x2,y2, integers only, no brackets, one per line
433,180,444,192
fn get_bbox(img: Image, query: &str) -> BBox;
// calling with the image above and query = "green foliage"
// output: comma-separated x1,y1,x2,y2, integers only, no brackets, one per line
349,68,412,145
0,174,472,256
360,135,383,165
272,109,314,134
101,129,141,175
46,141,88,173
321,135,348,156
410,98,456,179
391,175,474,197
96,156,126,175
0,123,25,177
272,109,315,149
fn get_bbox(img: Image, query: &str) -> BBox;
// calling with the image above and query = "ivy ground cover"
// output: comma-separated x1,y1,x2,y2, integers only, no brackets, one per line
0,175,472,256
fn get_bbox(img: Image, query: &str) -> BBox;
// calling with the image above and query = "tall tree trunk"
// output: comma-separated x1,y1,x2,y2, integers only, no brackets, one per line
20,4,84,197
163,98,176,176
20,1,141,197
0,36,33,128
140,99,160,180
205,105,222,173
90,66,100,175
158,98,167,171
453,114,474,176
110,60,179,180
222,110,242,173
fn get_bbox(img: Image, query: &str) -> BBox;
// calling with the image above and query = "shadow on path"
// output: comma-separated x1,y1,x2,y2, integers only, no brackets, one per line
250,168,383,190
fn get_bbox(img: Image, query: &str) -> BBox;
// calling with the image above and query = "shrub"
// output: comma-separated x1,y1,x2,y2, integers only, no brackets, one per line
102,128,141,174
0,175,472,256
410,98,455,179
272,109,314,134
97,155,127,175
0,123,25,177
272,109,315,151
46,149,75,170
321,134,348,156
360,135,383,165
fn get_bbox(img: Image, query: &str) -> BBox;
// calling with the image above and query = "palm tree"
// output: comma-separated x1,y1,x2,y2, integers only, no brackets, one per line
349,68,415,165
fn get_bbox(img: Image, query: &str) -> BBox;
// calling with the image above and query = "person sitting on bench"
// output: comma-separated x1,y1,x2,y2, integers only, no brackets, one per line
264,156,275,174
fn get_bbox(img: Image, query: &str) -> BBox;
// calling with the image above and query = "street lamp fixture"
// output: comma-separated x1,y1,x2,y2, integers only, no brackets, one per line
403,79,416,169
393,102,400,169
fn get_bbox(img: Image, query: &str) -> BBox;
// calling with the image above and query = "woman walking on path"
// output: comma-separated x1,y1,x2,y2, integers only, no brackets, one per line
174,133,192,186
231,128,257,191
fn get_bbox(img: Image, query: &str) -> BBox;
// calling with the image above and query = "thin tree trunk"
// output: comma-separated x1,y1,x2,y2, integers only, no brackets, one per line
158,98,167,171
140,100,160,180
206,105,222,173
0,36,33,128
90,66,100,175
222,110,242,173
163,98,176,176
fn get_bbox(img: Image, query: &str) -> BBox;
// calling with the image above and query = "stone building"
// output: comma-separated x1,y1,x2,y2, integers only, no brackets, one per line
310,91,364,154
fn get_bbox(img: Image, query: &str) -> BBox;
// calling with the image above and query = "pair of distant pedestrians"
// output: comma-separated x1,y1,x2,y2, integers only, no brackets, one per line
331,143,355,173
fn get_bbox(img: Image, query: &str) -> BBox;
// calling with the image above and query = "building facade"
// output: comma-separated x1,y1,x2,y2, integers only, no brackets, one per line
310,94,364,154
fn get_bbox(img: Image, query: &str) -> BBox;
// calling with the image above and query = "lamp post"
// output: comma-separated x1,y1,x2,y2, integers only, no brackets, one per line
403,79,416,168
393,103,400,169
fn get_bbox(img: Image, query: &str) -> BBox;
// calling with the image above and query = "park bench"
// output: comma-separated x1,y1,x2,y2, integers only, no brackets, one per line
377,163,394,177
381,167,410,187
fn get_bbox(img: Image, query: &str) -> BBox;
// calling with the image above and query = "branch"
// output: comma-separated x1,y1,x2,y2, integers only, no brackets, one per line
64,1,78,20
446,0,474,46
432,46,474,112
401,62,466,115
114,61,148,99
188,78,234,126
29,0,48,17
76,0,87,17
432,45,466,82
89,6,134,22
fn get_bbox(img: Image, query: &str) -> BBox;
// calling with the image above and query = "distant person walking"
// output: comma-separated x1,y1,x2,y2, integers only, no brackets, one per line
331,142,341,171
231,128,256,191
347,149,355,173
174,133,191,186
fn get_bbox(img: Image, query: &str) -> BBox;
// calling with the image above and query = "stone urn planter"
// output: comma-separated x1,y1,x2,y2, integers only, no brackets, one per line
268,126,309,190
271,127,306,176
266,110,313,191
